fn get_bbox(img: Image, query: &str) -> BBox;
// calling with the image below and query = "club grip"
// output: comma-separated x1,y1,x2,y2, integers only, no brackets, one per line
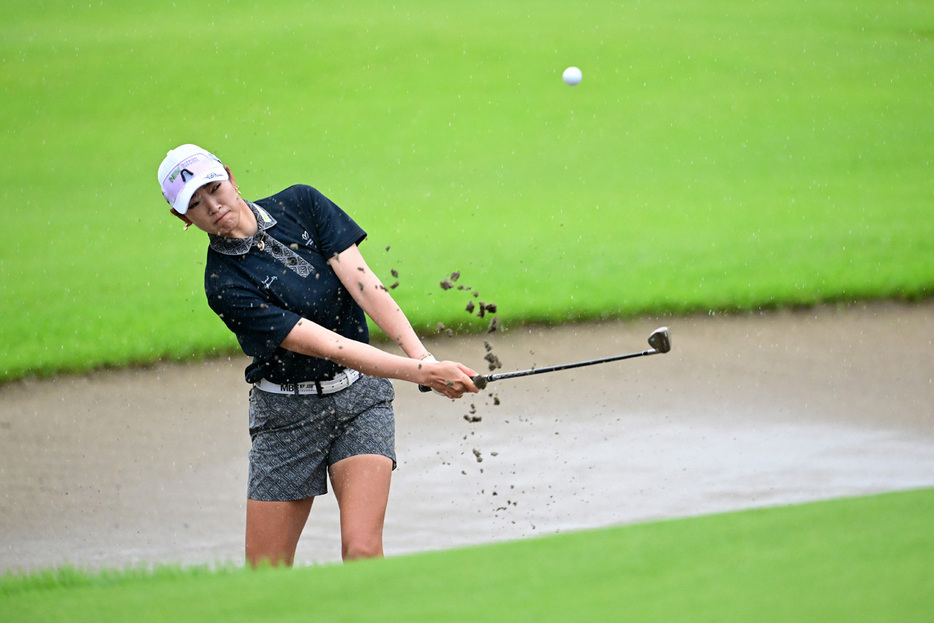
420,375,488,393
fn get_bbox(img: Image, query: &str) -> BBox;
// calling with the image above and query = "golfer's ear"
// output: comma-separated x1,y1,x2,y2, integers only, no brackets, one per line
170,208,192,226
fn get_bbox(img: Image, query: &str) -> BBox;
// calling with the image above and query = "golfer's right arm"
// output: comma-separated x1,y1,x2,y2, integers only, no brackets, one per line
280,319,478,398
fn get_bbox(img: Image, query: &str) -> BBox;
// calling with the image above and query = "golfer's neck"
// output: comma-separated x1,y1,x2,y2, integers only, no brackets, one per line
231,198,259,238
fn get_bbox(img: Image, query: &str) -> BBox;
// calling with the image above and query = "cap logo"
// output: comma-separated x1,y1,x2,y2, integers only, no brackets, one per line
160,152,223,206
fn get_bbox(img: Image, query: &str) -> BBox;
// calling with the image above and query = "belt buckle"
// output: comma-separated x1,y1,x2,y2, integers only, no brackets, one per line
317,371,345,395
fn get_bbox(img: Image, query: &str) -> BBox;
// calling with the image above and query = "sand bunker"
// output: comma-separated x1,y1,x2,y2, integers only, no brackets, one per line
1,301,931,572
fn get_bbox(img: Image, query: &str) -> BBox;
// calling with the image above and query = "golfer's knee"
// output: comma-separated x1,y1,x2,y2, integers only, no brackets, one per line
342,534,383,560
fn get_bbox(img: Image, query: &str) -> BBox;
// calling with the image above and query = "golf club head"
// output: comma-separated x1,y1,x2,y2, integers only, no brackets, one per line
647,327,671,353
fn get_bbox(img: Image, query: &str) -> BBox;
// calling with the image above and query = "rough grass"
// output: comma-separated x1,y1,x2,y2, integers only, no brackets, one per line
2,2,932,378
2,6,931,620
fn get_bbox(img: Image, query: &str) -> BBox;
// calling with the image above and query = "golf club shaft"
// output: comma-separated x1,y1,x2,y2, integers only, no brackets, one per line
475,348,662,386
418,326,671,392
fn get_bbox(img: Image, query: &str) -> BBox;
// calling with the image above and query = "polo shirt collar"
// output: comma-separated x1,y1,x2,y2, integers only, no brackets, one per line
208,202,277,256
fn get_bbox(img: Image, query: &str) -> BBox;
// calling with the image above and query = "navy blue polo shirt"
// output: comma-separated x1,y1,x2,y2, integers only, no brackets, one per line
204,184,368,384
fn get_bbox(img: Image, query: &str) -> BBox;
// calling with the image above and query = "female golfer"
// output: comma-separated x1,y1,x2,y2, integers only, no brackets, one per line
157,144,479,567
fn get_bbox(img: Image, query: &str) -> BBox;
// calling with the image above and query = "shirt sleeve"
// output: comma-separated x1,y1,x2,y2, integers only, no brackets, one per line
206,281,301,360
298,185,367,257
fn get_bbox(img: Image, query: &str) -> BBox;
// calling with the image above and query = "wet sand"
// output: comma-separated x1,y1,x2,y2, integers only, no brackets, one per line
1,301,932,572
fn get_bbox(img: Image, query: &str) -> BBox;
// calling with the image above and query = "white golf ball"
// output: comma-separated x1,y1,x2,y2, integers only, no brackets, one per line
562,66,582,86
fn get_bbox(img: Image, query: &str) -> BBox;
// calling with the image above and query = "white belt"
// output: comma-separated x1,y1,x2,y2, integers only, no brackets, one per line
254,369,360,396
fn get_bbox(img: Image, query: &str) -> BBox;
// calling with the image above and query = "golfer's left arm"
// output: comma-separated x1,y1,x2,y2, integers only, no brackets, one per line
328,244,433,360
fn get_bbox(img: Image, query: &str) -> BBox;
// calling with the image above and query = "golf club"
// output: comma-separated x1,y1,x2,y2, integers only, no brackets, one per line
420,327,671,392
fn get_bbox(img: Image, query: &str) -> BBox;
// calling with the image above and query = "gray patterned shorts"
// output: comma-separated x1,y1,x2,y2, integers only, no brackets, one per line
247,374,396,501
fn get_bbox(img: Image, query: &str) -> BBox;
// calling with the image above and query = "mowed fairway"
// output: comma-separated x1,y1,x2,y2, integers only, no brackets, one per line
2,489,932,622
1,0,932,380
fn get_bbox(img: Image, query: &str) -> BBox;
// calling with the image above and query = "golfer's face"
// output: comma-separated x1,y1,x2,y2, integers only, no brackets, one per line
185,179,243,237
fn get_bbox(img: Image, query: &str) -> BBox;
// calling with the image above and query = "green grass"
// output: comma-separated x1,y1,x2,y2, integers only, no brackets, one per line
1,0,932,381
3,488,932,622
2,4,931,617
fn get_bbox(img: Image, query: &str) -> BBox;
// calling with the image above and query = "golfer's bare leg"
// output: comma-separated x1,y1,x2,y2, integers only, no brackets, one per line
245,497,314,568
330,454,393,560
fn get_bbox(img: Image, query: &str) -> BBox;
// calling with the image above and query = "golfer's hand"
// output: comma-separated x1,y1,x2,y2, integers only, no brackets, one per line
420,360,480,398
